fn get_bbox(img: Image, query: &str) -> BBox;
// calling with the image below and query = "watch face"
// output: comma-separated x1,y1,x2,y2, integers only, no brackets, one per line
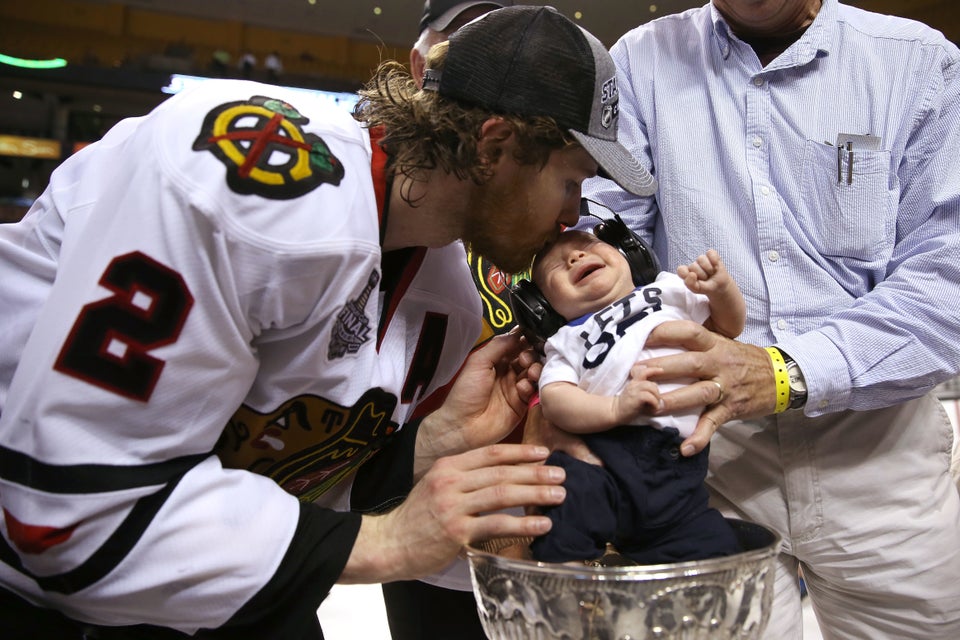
787,363,806,393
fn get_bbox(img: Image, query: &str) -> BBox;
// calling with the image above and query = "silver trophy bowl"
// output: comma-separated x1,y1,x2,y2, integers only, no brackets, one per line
465,518,780,640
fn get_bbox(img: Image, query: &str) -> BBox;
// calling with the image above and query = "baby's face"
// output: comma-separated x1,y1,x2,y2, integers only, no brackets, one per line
532,230,636,320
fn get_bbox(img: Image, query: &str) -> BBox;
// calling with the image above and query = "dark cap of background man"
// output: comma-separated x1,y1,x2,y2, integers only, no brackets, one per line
418,1,513,36
422,5,657,197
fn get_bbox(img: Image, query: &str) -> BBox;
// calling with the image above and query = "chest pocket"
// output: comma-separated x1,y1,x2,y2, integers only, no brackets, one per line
798,139,897,264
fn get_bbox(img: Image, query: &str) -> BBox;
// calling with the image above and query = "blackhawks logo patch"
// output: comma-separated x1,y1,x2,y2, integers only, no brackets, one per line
193,95,345,199
217,387,400,502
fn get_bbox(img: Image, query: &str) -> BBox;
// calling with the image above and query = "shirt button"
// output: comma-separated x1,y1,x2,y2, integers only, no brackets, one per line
760,186,770,196
777,319,787,330
768,250,779,262
819,400,829,409
753,136,763,147
753,77,764,86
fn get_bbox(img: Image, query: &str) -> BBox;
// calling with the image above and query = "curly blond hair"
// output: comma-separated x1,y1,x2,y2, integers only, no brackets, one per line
354,41,575,204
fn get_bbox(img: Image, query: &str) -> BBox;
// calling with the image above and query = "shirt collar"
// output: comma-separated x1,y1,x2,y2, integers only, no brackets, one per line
710,0,836,68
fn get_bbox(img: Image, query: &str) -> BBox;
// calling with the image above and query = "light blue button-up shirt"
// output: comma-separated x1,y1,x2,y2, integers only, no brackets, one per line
583,0,960,416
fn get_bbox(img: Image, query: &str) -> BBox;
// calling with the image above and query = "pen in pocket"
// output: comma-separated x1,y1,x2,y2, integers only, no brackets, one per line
833,140,855,185
846,140,853,185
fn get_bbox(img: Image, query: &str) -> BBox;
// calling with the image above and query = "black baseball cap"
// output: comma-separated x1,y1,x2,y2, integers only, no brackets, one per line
422,6,657,197
418,1,513,36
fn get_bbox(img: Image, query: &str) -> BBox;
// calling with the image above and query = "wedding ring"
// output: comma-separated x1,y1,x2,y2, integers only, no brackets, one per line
710,380,724,405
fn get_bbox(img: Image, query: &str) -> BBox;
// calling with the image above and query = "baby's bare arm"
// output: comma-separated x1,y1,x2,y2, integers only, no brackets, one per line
677,250,745,338
540,367,662,434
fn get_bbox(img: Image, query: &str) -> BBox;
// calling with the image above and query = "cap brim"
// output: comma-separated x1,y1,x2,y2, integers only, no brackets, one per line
570,130,657,196
428,2,506,32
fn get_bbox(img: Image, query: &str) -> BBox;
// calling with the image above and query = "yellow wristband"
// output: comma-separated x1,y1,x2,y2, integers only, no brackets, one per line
765,346,790,414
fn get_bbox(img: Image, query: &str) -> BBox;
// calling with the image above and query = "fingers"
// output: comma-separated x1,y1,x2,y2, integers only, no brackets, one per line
455,480,566,524
521,405,603,465
454,442,554,469
515,376,536,404
467,510,556,543
432,444,565,494
551,432,602,466
515,358,541,386
513,342,540,370
678,250,721,287
628,363,663,382
511,336,543,387
423,446,567,547
707,379,724,406
655,376,726,416
620,376,663,418
478,330,524,368
680,410,724,456
526,360,542,383
643,319,716,354
695,250,722,275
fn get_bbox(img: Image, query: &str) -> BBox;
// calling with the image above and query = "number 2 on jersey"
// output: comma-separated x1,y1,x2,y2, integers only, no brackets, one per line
54,251,194,402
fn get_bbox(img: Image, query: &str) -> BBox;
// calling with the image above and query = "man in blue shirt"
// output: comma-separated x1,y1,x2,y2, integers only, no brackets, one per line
583,0,960,637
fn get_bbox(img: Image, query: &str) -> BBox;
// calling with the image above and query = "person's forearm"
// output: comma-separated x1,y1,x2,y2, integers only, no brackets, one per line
774,217,960,416
412,411,466,481
339,514,411,584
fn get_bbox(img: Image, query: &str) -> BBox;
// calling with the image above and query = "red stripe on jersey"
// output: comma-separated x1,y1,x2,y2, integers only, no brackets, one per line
367,127,432,352
368,126,389,234
3,509,79,555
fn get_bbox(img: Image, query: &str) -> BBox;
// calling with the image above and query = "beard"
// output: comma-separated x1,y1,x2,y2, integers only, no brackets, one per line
461,175,557,276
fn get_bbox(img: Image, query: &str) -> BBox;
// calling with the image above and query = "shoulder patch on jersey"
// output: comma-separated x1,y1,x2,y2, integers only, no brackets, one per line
468,249,515,338
329,269,380,359
192,95,345,199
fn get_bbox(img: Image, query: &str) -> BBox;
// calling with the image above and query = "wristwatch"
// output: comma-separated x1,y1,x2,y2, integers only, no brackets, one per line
780,350,807,410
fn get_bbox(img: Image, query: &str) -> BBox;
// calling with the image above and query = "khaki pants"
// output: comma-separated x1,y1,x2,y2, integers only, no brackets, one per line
951,399,960,491
708,394,960,640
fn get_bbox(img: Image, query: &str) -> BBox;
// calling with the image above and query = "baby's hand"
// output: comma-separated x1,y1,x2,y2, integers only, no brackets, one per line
612,364,663,423
678,249,730,295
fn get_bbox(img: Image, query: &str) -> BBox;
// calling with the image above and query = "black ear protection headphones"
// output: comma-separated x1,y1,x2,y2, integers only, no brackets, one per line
508,198,661,349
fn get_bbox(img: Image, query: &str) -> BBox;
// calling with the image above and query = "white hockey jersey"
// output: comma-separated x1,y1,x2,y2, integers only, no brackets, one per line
540,272,709,438
0,80,481,631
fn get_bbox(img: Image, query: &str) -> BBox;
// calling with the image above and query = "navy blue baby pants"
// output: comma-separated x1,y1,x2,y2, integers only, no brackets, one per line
531,426,740,564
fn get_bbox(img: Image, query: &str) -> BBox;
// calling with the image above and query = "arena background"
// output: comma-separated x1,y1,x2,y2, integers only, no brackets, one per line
1,1,957,221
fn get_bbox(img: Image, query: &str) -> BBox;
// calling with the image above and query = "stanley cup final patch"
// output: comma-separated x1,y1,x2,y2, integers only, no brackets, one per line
328,269,380,359
193,95,345,199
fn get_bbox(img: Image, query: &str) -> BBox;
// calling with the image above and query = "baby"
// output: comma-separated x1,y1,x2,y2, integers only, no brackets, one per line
512,218,745,565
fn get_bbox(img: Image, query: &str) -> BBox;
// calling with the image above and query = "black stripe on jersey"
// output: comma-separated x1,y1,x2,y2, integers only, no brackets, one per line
221,503,361,638
0,445,207,493
0,472,186,594
351,417,420,514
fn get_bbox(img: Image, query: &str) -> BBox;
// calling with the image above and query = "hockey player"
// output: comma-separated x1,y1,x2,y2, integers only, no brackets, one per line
0,7,656,639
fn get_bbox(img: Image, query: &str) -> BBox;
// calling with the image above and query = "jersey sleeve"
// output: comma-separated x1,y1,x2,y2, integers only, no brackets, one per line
219,503,362,636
